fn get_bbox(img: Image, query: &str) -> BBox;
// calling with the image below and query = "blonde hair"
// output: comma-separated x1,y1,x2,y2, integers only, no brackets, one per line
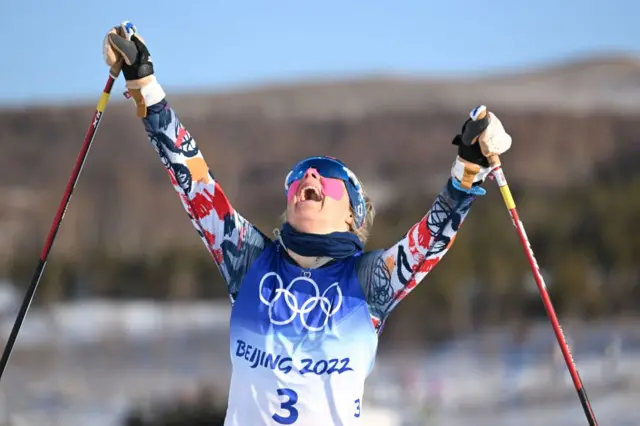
281,183,376,245
352,191,376,245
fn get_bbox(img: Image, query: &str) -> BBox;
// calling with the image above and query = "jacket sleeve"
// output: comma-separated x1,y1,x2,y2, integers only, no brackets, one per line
142,99,270,303
355,178,476,332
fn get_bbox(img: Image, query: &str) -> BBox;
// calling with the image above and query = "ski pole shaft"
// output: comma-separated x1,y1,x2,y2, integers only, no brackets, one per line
490,163,597,425
0,65,121,383
470,107,598,425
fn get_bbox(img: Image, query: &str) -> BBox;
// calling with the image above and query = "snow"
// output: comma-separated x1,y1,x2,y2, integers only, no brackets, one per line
0,298,231,347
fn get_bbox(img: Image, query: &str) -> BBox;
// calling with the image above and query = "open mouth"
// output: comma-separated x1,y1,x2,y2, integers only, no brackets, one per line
298,185,323,202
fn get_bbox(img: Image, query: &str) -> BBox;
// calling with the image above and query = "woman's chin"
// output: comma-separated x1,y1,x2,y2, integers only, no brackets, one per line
288,213,332,234
289,203,319,220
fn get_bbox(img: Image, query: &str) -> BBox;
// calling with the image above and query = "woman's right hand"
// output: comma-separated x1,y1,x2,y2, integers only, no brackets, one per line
103,21,164,117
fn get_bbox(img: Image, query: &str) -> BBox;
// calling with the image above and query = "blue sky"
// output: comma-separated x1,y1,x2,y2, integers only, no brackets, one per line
2,0,638,106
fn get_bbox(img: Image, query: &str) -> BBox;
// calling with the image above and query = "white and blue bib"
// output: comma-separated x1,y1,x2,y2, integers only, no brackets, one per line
225,243,378,426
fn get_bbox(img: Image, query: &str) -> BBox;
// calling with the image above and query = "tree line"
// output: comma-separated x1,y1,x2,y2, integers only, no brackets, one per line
5,159,638,345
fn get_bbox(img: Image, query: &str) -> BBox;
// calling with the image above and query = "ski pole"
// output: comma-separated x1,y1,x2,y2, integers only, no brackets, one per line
468,105,598,425
0,63,122,384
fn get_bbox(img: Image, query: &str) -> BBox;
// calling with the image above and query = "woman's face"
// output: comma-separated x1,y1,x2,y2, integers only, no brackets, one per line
286,168,353,235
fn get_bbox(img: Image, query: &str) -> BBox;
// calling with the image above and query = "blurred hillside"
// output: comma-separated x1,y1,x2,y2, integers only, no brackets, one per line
0,54,639,335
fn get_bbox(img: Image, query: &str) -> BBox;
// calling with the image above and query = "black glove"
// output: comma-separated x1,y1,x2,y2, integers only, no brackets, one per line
451,114,490,168
103,22,164,118
104,22,154,81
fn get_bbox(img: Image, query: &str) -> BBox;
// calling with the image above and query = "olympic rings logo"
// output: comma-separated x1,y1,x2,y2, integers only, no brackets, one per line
258,272,343,332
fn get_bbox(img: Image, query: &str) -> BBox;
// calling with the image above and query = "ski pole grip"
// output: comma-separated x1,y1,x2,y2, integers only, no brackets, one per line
470,106,501,167
109,60,123,79
108,25,128,79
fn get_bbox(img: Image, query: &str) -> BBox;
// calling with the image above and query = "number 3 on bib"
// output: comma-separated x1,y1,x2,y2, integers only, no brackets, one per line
272,388,299,424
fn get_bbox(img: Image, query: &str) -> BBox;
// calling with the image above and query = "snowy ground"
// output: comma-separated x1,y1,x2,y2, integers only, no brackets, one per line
0,290,638,426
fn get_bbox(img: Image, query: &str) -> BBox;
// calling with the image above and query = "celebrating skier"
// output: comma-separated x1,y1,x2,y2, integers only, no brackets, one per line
103,21,512,426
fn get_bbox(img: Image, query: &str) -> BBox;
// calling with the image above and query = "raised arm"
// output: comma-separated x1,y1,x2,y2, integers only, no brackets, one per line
357,179,476,330
143,101,270,301
357,108,513,331
104,22,269,302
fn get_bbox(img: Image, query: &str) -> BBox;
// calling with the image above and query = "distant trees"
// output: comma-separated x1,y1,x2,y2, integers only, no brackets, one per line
121,388,226,426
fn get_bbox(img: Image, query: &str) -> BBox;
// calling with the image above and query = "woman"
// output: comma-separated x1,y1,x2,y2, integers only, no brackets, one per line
104,22,512,426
